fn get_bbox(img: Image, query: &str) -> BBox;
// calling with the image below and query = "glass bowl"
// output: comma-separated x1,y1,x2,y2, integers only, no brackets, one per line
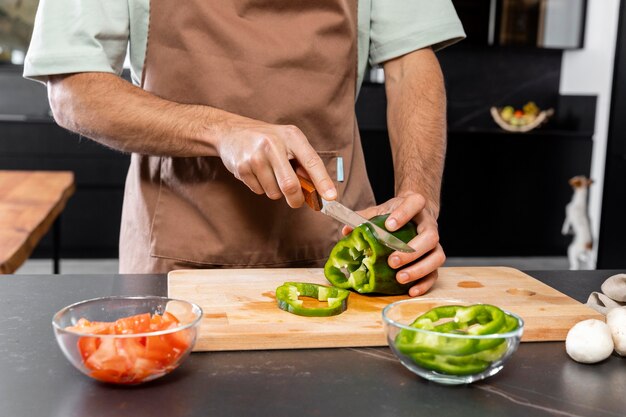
382,298,524,385
52,296,202,385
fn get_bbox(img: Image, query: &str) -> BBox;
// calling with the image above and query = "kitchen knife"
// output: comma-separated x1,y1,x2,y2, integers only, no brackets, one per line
298,175,415,253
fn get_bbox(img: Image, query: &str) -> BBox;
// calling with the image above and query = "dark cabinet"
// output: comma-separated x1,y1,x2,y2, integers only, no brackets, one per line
0,66,130,258
438,131,592,256
453,0,587,49
452,0,494,45
0,121,129,257
598,0,626,268
359,129,593,257
356,83,595,257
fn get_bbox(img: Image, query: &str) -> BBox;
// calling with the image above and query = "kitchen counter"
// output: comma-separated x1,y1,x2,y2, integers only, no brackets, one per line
0,270,623,417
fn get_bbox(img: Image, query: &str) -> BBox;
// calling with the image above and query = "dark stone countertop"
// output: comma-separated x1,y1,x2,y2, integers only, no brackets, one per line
0,270,624,417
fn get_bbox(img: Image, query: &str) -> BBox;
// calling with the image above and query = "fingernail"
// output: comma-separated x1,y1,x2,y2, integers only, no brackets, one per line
410,288,420,297
397,272,408,283
324,188,337,199
386,218,398,230
390,256,400,268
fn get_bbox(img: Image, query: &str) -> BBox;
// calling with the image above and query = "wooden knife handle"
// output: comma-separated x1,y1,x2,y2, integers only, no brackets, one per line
297,175,323,211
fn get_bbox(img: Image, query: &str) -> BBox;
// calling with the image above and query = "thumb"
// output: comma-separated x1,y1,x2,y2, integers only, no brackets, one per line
355,204,389,221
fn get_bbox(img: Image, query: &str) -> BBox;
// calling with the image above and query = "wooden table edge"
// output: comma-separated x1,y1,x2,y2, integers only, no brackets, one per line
0,171,75,274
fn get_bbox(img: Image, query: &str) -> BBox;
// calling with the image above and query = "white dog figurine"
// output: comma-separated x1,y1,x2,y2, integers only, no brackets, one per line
562,176,594,270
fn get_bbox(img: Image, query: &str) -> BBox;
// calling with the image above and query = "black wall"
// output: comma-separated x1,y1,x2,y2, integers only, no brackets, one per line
598,1,626,268
0,65,129,258
0,65,50,117
439,45,563,128
359,44,595,257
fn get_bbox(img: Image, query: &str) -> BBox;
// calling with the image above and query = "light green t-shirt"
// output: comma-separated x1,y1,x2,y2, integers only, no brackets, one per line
24,0,465,92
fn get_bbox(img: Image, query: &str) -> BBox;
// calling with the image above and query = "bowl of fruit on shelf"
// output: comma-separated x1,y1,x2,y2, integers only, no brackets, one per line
490,101,554,133
52,296,202,385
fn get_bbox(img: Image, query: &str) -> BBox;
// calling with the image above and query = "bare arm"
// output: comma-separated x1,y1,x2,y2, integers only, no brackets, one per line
384,48,446,296
49,72,220,157
47,72,336,206
384,47,446,217
350,48,446,296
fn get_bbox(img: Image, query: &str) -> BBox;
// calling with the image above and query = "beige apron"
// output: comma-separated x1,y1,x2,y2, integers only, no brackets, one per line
119,0,375,273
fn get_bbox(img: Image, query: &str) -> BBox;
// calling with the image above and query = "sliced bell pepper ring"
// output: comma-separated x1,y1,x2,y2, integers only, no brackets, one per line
324,214,417,295
409,352,492,376
412,304,505,335
395,330,479,356
394,304,520,376
473,312,520,352
408,336,510,376
275,282,350,317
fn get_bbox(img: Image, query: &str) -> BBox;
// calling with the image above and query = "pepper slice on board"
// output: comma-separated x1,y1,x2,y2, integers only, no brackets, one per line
324,214,417,295
275,282,350,317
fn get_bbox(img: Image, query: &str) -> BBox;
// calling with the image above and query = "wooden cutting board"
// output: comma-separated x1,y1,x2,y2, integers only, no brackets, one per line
167,267,603,351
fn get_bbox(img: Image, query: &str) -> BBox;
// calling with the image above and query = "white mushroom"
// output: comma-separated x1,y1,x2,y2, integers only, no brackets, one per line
606,307,626,356
565,319,614,363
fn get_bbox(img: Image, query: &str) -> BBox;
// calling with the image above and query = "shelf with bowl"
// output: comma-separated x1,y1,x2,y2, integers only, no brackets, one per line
490,102,555,133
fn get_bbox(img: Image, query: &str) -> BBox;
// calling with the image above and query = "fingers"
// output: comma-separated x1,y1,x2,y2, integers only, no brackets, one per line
341,225,352,236
340,195,443,296
394,243,445,283
252,158,286,200
223,122,330,207
381,196,444,296
343,204,389,236
237,170,265,196
355,205,386,220
286,126,336,201
384,193,425,231
388,206,439,269
237,138,301,205
263,132,304,207
408,270,438,297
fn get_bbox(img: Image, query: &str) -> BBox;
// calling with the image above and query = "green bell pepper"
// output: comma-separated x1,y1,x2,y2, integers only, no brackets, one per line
324,214,417,295
275,282,350,317
412,304,506,335
394,304,520,376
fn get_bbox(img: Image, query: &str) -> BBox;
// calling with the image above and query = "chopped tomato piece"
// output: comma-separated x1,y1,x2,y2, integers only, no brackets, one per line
85,338,128,374
77,337,100,361
66,311,192,384
149,314,166,331
114,313,152,334
132,358,166,382
164,328,193,351
145,335,183,365
89,369,127,384
66,318,113,335
115,337,147,363
162,312,180,324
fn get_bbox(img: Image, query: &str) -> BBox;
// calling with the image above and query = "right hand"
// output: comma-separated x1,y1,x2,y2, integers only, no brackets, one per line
215,115,337,208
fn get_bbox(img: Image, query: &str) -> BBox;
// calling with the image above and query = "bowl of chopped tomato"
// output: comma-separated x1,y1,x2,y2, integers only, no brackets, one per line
52,296,202,385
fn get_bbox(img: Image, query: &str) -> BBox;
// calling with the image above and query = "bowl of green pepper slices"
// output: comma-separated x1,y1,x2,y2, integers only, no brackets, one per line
382,298,524,385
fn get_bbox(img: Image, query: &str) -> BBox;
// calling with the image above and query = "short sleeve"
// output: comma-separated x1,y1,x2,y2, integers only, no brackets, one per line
369,0,466,65
23,0,130,83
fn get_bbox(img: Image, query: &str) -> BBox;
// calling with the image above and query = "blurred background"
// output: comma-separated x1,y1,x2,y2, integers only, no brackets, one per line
1,0,625,273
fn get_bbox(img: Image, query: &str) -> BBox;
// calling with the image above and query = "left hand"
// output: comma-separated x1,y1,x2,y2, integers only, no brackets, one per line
341,192,445,297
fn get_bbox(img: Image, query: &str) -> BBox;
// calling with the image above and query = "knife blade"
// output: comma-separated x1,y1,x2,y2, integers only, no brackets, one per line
298,175,415,253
